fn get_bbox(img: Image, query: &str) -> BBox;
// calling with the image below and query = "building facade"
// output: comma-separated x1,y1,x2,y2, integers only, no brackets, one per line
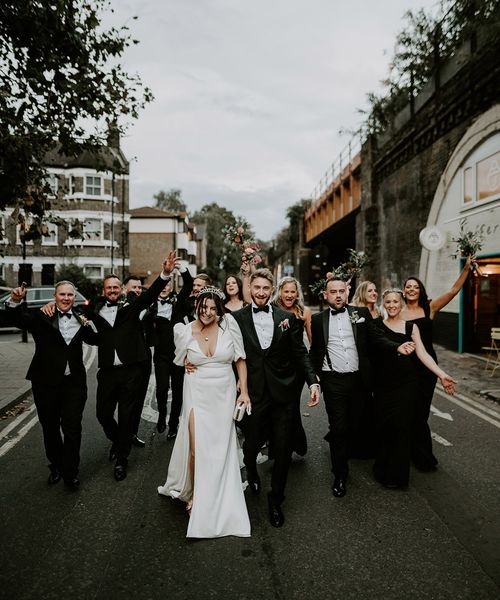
0,143,129,288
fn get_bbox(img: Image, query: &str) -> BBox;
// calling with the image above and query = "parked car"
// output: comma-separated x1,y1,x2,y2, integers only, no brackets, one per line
0,286,88,329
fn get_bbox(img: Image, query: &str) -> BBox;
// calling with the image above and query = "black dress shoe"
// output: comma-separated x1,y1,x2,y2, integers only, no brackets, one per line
114,463,127,482
156,418,167,434
47,470,62,485
131,435,146,448
166,427,177,440
267,494,285,528
64,477,80,491
332,478,347,498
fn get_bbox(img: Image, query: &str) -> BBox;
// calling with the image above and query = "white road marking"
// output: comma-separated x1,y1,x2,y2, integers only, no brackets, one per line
140,371,171,423
430,405,453,421
431,432,453,447
434,388,500,430
0,342,98,458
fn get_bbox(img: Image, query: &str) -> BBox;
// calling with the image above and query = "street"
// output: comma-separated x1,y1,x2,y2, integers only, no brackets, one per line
0,347,499,600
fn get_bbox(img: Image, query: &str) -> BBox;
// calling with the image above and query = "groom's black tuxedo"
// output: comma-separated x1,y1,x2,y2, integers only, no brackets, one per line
310,305,374,479
232,304,316,504
6,304,97,481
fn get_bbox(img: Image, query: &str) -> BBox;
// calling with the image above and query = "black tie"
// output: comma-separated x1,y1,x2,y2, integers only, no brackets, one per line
330,307,346,315
59,312,72,319
253,305,270,313
159,299,170,305
106,301,119,307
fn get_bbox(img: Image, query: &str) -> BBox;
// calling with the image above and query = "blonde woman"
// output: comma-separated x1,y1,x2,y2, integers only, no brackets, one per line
351,281,382,320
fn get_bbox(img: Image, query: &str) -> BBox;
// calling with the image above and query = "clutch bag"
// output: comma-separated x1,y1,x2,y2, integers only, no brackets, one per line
233,402,246,422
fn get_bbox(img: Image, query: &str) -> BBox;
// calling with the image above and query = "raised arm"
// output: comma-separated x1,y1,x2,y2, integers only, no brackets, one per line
429,255,474,316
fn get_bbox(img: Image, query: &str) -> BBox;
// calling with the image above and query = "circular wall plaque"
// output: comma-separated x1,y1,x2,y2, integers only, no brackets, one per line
419,226,446,251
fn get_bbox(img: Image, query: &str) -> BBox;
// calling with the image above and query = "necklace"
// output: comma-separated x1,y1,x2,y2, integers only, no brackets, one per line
204,336,209,341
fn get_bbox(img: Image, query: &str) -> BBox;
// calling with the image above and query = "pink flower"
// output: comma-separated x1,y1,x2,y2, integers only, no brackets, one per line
236,226,244,234
278,318,290,331
244,247,254,255
253,255,262,264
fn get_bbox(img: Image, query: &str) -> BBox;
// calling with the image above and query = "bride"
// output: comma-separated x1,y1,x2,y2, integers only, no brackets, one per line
157,287,251,538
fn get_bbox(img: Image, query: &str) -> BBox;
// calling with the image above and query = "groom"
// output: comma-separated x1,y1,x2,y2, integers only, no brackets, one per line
232,268,320,528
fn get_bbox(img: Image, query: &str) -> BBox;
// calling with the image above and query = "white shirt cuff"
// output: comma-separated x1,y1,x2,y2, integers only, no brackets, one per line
160,272,172,281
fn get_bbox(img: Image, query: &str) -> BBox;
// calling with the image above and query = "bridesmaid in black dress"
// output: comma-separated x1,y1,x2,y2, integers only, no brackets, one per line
373,290,456,489
401,255,474,470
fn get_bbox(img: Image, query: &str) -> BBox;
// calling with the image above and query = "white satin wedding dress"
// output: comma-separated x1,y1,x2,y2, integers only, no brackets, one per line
157,313,251,538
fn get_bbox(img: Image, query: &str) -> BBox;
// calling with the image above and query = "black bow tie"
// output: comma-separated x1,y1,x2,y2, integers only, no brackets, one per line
330,307,346,315
106,301,119,307
59,311,72,319
159,299,172,305
253,305,270,313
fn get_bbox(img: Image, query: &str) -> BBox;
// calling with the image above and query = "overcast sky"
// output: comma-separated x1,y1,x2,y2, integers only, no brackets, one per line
111,0,439,240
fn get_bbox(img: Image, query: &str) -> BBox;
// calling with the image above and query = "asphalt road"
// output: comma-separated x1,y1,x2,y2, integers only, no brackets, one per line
1,352,499,600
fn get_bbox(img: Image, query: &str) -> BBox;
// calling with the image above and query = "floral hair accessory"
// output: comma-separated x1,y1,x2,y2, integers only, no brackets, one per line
197,286,226,301
278,318,290,331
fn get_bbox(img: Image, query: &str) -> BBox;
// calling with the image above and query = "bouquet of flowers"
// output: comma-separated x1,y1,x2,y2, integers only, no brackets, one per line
224,223,262,267
309,249,370,297
451,220,483,270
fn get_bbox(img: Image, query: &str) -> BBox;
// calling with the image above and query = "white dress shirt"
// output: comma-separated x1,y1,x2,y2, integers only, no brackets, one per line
157,299,173,320
251,303,274,349
57,311,82,375
322,309,359,373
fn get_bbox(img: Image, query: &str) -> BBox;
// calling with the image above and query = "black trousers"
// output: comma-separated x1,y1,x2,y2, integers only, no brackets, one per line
132,357,152,436
96,364,141,462
242,392,294,505
32,374,87,480
153,352,184,430
321,370,365,479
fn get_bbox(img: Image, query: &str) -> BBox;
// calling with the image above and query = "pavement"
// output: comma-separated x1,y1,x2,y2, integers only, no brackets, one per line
0,328,499,417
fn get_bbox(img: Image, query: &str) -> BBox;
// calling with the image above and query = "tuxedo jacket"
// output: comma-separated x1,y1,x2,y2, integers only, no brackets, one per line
86,275,167,369
232,304,316,405
6,304,98,386
145,269,194,356
309,305,374,389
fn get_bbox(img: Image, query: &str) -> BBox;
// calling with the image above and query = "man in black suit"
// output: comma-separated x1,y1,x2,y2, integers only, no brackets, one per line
145,262,193,437
122,275,150,449
310,277,378,498
232,268,320,528
86,251,178,481
6,281,97,489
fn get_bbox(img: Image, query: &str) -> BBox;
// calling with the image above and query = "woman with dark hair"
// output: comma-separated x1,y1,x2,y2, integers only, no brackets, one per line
373,290,456,489
158,287,251,538
224,274,246,312
401,256,474,470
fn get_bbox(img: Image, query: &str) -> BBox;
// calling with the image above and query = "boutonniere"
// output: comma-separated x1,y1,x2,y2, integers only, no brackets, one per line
278,318,290,331
77,314,98,333
348,311,365,324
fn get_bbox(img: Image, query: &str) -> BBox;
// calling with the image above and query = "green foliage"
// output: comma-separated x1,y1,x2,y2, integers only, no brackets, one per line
0,0,153,214
55,264,101,300
362,0,500,135
153,189,187,213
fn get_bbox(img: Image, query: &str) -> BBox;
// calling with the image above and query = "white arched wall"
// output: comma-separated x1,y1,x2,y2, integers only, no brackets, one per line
419,105,500,317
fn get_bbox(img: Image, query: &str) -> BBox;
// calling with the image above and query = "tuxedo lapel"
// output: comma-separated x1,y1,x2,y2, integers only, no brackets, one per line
346,306,358,343
240,305,261,350
322,309,330,346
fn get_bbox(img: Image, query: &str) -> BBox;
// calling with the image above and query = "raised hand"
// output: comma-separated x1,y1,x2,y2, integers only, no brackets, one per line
11,282,27,303
162,250,180,276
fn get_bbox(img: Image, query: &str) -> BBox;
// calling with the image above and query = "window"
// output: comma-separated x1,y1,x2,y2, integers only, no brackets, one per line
42,222,58,245
463,167,473,203
477,150,500,203
83,218,102,240
85,175,102,196
84,265,103,280
43,173,58,195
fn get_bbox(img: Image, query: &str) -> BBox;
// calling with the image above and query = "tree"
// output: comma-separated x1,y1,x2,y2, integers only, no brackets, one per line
190,203,256,283
153,189,187,213
55,264,101,300
0,0,153,216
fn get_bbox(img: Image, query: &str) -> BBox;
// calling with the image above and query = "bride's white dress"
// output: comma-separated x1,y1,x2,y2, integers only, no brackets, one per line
157,313,251,538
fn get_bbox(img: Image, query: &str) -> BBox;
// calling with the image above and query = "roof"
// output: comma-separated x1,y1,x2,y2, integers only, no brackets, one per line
129,206,187,219
44,144,129,173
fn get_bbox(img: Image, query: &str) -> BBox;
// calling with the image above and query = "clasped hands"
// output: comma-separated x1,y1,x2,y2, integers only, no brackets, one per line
397,341,416,355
